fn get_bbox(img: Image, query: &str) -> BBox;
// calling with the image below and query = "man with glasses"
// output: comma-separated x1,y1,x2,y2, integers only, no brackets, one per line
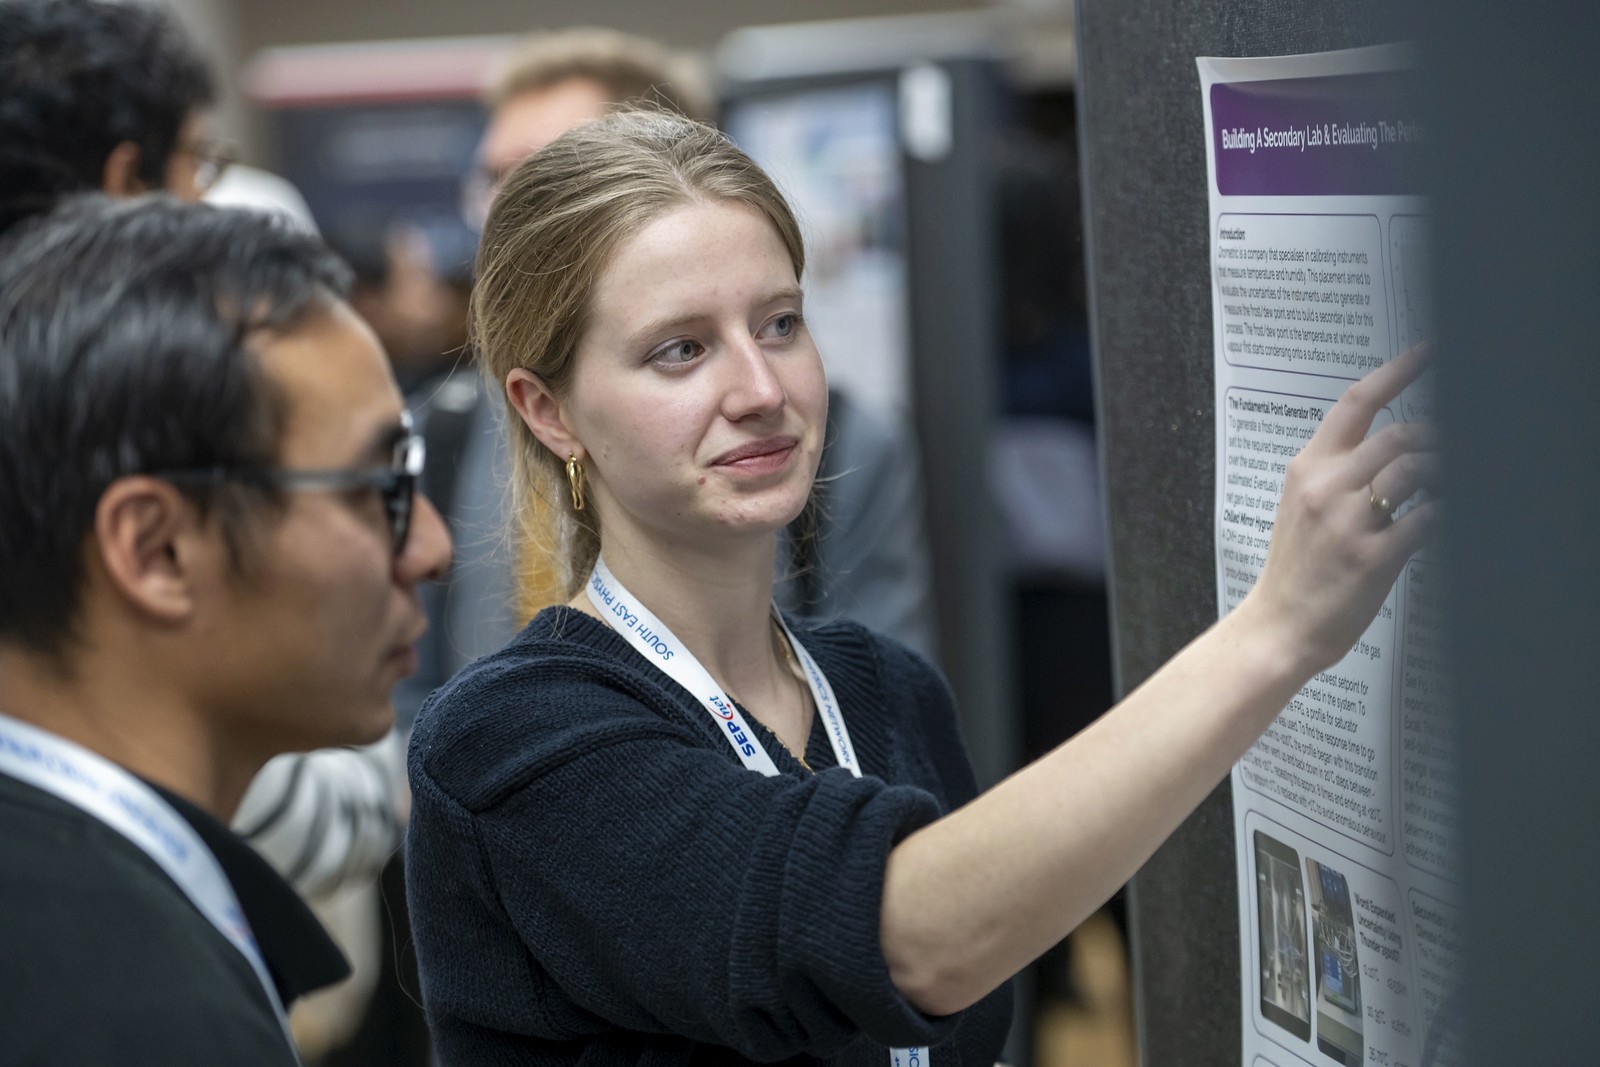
1,0,433,911
0,0,226,236
0,196,451,1063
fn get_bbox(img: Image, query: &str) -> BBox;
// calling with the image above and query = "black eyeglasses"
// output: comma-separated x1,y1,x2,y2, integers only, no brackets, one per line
180,137,237,194
150,417,427,558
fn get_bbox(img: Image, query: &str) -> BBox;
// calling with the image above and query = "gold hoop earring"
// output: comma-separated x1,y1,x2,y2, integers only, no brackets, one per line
566,454,586,512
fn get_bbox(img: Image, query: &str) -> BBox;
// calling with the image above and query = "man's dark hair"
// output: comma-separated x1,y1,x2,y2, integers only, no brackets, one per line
0,0,216,236
0,196,353,657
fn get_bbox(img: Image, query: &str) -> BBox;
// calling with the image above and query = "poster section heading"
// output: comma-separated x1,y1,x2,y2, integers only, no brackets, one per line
1211,71,1424,197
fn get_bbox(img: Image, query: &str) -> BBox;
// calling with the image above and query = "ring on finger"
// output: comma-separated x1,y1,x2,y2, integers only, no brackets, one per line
1368,481,1393,519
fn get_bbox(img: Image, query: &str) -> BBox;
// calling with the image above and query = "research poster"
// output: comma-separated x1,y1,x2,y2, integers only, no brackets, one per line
1198,47,1461,1067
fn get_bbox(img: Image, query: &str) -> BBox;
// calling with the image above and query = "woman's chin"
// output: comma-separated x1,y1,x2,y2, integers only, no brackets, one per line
705,491,811,537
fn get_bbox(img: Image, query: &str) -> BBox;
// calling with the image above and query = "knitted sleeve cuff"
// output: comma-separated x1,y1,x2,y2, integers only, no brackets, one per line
755,771,965,1052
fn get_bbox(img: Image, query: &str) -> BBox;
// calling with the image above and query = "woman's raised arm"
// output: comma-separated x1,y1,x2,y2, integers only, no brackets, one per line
880,348,1438,1016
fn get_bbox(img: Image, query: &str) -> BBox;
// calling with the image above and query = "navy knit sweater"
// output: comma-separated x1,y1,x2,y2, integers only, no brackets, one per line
407,607,1013,1067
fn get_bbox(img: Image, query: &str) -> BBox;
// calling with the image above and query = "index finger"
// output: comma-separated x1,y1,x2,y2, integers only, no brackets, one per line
1313,343,1431,452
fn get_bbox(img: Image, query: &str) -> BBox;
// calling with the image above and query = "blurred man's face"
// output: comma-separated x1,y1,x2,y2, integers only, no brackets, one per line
162,112,226,202
479,75,612,188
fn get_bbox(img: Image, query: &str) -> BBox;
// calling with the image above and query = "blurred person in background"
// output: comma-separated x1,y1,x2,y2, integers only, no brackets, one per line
0,0,218,235
0,0,415,907
0,196,451,1065
467,27,711,222
341,225,473,397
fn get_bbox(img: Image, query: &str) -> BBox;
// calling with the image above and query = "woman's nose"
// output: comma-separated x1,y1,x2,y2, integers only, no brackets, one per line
720,336,786,420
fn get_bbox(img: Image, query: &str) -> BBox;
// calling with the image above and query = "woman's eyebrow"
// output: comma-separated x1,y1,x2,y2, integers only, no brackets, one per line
624,287,807,348
626,311,707,349
756,285,805,309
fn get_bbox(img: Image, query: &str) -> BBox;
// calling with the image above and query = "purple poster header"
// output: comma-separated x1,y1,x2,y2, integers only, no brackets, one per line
1211,70,1424,196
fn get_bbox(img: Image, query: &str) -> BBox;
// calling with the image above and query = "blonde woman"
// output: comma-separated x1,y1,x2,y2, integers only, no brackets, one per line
405,111,1434,1067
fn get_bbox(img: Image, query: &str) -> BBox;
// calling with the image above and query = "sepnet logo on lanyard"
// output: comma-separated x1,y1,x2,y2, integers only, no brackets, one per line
589,556,859,776
0,710,299,1062
587,557,929,1066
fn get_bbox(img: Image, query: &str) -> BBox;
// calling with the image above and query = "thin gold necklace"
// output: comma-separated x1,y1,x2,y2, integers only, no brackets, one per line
774,620,813,770
728,619,812,771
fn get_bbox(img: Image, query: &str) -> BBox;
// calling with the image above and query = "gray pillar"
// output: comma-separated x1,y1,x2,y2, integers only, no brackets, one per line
1427,2,1600,1062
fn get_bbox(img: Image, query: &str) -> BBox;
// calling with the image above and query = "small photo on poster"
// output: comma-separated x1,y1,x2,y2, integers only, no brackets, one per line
1254,831,1311,1041
1307,859,1364,1065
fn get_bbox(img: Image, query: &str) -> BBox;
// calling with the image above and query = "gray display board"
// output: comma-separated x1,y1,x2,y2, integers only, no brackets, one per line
1073,2,1403,1063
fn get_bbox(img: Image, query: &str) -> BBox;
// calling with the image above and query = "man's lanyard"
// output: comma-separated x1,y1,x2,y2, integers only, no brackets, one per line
0,710,299,1061
587,557,929,1065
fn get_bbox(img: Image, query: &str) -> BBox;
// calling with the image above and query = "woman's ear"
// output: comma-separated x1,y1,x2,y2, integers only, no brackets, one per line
506,368,584,461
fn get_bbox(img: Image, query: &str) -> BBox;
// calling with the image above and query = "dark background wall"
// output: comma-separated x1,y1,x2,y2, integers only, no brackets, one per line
1073,2,1406,1064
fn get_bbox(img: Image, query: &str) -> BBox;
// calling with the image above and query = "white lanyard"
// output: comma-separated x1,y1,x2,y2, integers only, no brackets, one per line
589,556,861,776
0,710,299,1061
587,558,929,1065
